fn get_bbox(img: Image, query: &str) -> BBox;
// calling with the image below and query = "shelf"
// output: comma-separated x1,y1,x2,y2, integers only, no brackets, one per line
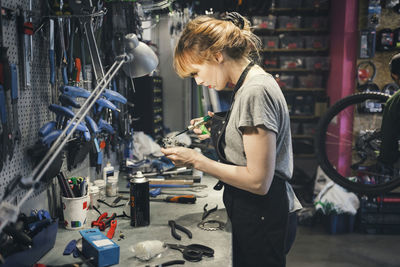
283,88,325,92
265,68,329,73
262,48,328,53
269,8,329,13
254,28,329,34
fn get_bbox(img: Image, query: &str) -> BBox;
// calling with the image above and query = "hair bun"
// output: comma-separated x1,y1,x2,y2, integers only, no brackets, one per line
222,12,245,30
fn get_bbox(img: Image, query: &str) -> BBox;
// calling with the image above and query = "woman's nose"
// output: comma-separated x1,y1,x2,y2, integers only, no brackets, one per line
194,76,203,85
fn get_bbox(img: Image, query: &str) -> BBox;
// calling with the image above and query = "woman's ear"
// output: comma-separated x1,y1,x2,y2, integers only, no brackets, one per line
215,52,224,64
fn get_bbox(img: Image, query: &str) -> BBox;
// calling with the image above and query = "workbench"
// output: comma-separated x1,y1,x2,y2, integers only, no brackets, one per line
40,175,232,266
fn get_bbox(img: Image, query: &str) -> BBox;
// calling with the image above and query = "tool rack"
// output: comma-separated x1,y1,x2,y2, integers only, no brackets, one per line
0,0,98,207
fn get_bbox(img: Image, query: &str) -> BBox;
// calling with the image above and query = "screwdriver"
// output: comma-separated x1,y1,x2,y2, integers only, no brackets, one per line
151,195,197,204
174,115,211,137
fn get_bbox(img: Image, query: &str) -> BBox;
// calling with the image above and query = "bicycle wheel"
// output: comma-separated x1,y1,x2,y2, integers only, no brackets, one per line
315,92,400,194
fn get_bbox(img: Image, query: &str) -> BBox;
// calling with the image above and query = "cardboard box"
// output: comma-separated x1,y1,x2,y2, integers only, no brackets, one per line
80,228,119,267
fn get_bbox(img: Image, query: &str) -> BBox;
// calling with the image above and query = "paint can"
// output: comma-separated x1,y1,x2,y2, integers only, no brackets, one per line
130,171,150,227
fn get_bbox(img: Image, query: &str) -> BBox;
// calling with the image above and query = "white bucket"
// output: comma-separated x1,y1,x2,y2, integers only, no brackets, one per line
62,195,89,230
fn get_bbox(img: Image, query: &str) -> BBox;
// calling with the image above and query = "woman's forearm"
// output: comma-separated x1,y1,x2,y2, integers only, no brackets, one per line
194,154,274,195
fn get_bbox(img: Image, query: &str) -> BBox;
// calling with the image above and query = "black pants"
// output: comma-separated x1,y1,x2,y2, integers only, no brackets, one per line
223,177,296,267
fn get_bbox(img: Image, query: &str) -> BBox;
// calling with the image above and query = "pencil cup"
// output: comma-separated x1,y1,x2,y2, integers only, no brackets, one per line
62,195,89,230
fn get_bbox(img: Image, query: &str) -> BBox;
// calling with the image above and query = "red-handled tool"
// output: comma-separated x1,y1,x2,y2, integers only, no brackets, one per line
101,213,116,230
151,195,197,204
75,58,81,83
106,220,117,239
91,212,108,228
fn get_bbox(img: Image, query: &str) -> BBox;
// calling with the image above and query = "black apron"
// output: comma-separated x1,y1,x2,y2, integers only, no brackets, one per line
209,62,296,267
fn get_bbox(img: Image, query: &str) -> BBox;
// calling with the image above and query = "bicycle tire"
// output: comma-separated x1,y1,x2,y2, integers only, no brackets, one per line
315,92,400,195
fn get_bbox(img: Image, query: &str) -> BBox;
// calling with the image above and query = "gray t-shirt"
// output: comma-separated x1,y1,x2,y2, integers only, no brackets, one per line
223,73,302,212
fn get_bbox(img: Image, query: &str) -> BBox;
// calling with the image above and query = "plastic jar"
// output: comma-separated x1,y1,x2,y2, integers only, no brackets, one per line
94,179,106,199
106,177,118,197
103,162,115,183
89,186,100,209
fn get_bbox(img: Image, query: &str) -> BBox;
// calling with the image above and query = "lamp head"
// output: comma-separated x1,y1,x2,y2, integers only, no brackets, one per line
122,34,159,78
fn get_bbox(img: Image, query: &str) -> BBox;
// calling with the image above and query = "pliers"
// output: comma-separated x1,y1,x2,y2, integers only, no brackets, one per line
168,220,192,240
202,203,218,220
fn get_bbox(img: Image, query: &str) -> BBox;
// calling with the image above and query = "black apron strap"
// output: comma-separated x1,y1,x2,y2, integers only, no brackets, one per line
212,61,254,190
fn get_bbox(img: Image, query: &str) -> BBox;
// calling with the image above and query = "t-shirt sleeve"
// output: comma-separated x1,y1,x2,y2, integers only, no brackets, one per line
237,84,279,134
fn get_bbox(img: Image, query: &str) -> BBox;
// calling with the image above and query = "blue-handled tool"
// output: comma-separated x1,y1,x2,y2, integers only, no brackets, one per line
49,104,75,129
65,121,91,141
49,104,75,118
39,121,57,137
0,85,13,161
149,188,162,197
102,89,127,104
95,98,119,112
59,85,90,99
94,137,103,173
85,115,99,134
42,130,62,147
10,63,21,144
59,94,81,108
98,119,115,134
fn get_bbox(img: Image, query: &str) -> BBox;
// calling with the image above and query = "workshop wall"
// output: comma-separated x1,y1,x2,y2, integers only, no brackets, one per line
358,0,400,89
0,0,56,207
0,0,115,214
153,14,193,132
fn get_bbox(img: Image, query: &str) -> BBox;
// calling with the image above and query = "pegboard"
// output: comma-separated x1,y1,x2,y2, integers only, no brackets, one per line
0,0,109,205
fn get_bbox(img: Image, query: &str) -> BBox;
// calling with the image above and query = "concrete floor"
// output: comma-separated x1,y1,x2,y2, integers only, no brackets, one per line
39,175,400,267
287,225,400,267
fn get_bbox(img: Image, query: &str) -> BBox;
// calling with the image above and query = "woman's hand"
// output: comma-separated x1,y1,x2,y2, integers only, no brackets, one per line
161,147,201,167
191,111,214,140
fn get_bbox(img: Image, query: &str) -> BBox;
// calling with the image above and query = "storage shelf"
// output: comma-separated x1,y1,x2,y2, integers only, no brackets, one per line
262,48,328,52
254,28,329,34
269,8,329,13
265,68,329,73
283,88,325,92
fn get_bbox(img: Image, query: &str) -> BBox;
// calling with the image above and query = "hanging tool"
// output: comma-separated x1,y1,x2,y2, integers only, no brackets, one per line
59,94,81,109
18,0,33,89
49,18,56,104
38,121,57,138
55,0,69,85
174,115,211,137
0,0,13,167
0,85,13,162
10,64,21,145
59,84,90,98
74,58,81,84
67,18,76,81
168,220,192,240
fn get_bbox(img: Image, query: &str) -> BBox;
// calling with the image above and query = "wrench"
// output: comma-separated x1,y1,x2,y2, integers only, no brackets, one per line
10,64,21,145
